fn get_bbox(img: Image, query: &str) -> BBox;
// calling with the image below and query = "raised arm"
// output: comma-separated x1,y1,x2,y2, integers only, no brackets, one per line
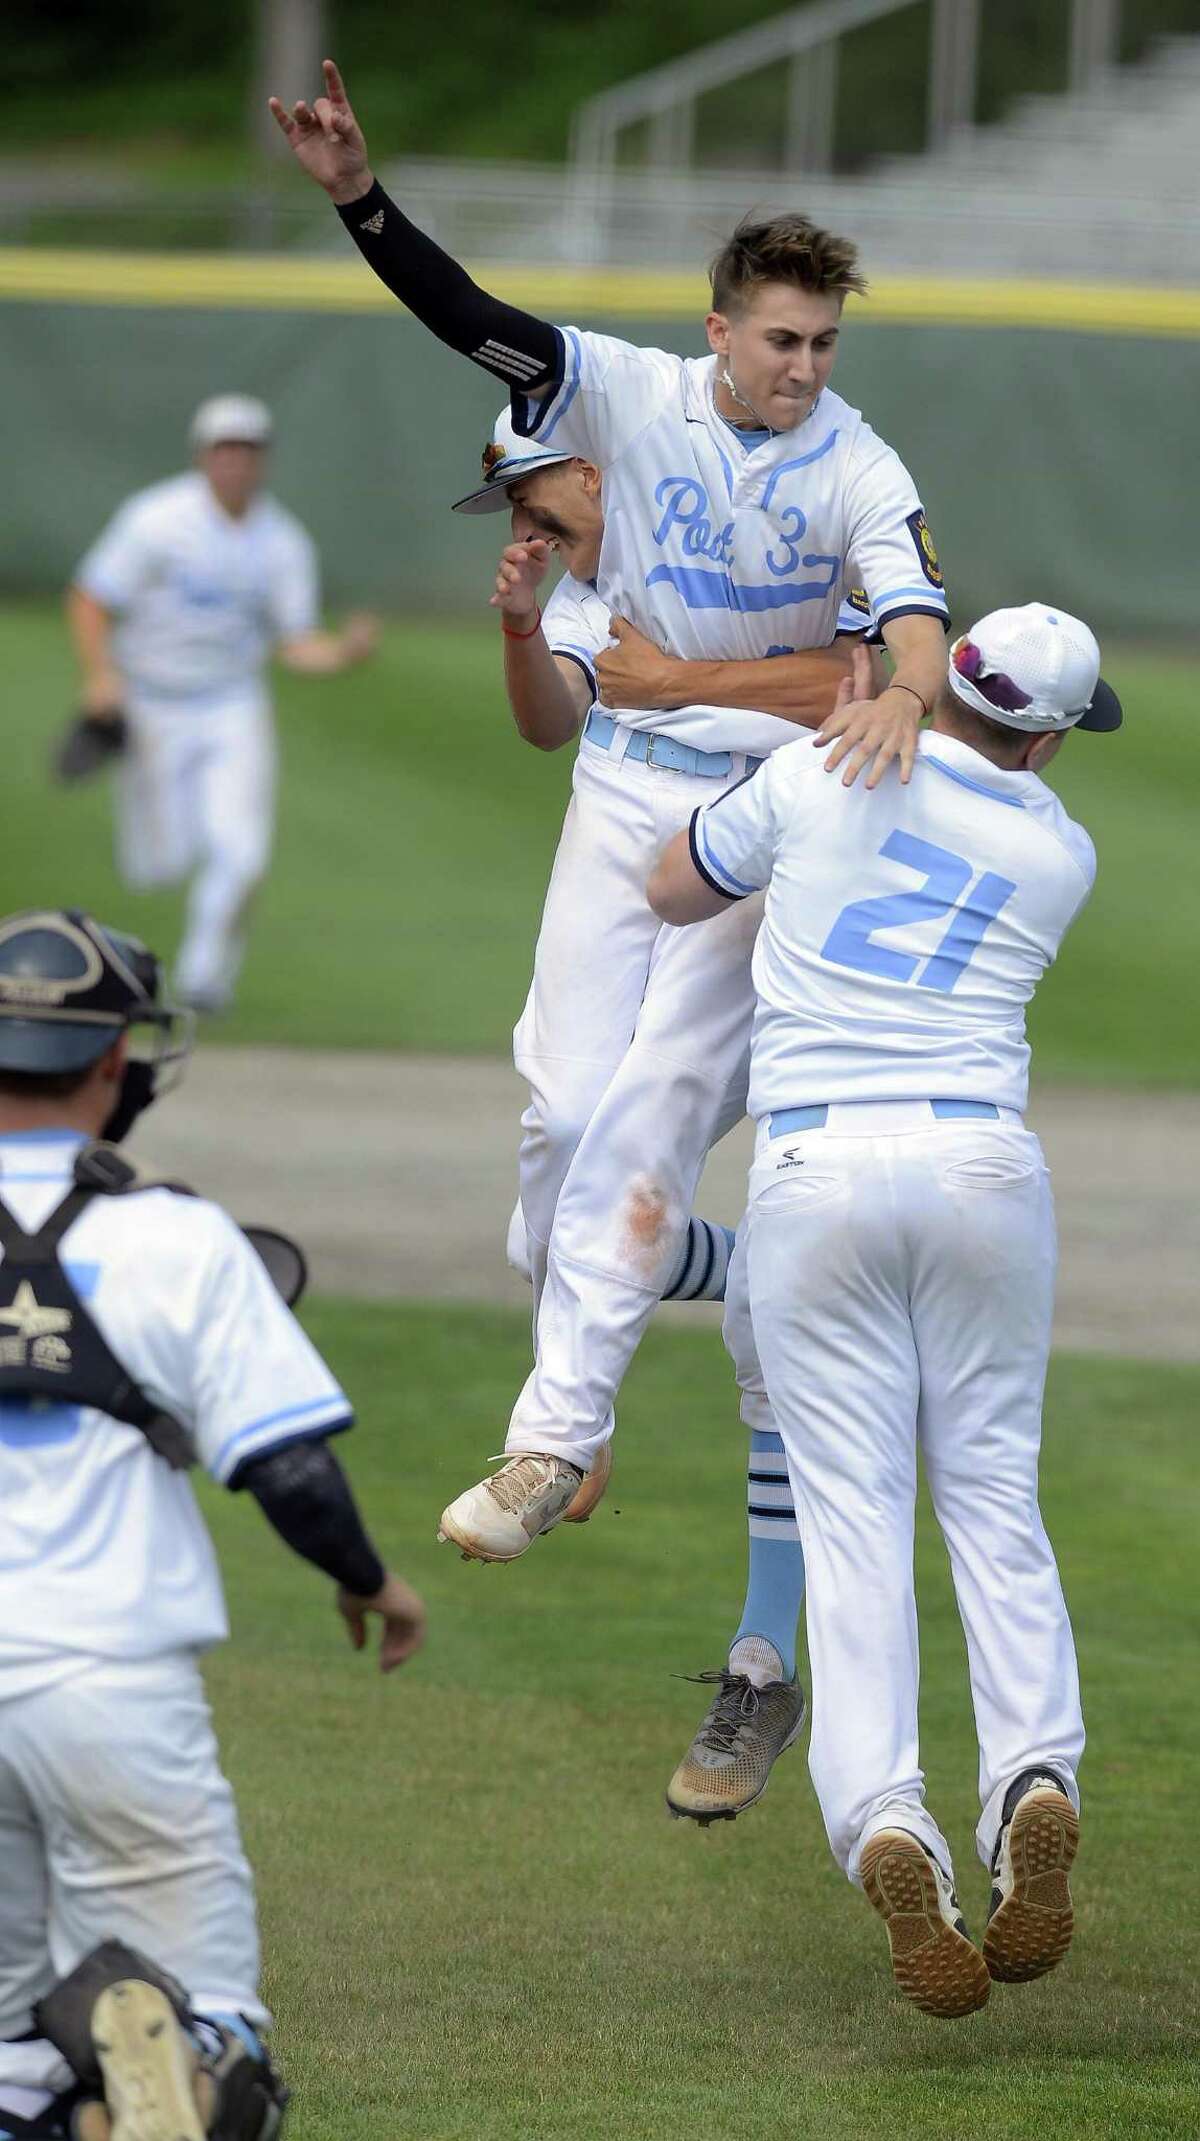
268,60,561,399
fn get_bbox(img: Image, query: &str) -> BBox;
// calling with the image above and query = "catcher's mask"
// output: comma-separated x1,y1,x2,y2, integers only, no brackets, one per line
0,909,193,1142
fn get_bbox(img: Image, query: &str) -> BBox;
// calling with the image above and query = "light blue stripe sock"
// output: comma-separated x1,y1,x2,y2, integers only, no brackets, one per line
663,1218,736,1301
732,1427,804,1679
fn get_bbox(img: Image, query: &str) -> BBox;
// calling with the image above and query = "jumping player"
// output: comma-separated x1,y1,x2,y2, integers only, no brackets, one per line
457,412,882,1820
649,606,1116,2014
67,396,379,1015
0,909,424,2137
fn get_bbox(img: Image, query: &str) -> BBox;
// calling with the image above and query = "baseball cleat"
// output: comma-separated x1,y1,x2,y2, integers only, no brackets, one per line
666,1655,807,1824
89,1978,205,2140
860,1831,991,2019
983,1770,1078,1984
562,1439,612,1523
437,1453,584,1562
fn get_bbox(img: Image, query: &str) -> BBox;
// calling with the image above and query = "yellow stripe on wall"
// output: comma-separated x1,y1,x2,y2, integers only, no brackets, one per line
2,246,1199,337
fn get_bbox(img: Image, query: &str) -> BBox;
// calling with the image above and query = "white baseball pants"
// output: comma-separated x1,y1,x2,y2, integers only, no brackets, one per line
0,1652,267,2093
118,690,276,1004
508,731,760,1467
744,1104,1084,1882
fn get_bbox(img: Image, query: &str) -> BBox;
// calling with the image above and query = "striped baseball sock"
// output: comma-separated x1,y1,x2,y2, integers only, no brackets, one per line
730,1427,805,1683
662,1218,736,1302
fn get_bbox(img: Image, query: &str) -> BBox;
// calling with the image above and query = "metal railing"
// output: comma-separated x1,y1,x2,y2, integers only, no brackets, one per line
569,0,1121,190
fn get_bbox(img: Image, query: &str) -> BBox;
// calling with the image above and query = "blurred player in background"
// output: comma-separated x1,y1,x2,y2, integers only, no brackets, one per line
65,396,379,1016
0,908,424,2138
650,605,1116,2013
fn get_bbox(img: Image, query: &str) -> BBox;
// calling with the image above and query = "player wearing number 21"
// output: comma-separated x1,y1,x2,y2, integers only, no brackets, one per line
650,604,1121,2018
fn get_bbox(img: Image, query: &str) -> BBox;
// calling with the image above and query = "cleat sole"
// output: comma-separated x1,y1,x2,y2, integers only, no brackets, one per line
91,1980,204,2141
861,1832,990,2019
984,1790,1078,1983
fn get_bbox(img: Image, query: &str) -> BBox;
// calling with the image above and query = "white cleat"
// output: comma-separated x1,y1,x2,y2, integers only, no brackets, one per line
89,1979,205,2141
437,1453,585,1563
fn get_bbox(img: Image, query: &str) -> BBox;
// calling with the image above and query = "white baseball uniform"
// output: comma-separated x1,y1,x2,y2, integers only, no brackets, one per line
506,340,946,1465
73,473,319,1005
0,1129,350,2092
514,569,871,1308
691,730,1093,1880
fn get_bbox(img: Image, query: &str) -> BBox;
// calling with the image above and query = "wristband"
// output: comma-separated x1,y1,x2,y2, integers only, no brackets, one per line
502,607,542,640
891,683,929,716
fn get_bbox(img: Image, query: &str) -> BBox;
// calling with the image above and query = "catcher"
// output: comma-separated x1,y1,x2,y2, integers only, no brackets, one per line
0,908,424,2140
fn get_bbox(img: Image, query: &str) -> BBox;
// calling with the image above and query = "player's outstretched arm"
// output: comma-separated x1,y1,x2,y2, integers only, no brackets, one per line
596,615,883,728
338,1573,427,1672
493,538,588,750
278,612,380,675
268,60,561,399
813,617,944,787
240,1437,425,1671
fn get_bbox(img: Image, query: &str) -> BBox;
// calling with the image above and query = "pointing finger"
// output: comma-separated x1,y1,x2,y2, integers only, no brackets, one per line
323,58,349,105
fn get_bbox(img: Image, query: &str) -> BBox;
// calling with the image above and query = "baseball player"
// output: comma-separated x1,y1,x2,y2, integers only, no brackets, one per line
649,604,1117,2015
270,69,951,1590
0,908,424,2137
66,395,378,1015
455,411,884,1821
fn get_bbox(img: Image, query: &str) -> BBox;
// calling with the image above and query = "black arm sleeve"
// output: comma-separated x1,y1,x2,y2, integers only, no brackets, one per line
238,1437,386,1597
335,180,562,394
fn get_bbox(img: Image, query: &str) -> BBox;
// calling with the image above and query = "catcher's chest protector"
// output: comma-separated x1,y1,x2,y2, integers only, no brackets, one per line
0,1144,193,1467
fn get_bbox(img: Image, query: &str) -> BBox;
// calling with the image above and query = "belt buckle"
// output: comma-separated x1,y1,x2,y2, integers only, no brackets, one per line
643,731,674,771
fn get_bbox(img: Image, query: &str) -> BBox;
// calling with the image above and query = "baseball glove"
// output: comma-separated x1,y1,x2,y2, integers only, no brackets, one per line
53,710,129,784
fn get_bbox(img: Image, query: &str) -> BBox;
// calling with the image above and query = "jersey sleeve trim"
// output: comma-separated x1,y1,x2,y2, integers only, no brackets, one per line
551,648,598,697
872,590,951,631
514,328,580,443
211,1394,354,1486
688,808,752,901
226,1412,354,1490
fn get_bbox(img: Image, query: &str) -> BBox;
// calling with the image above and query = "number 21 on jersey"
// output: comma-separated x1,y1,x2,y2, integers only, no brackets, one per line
821,831,1016,993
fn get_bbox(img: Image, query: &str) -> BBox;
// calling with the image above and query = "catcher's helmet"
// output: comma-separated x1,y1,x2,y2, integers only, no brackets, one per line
0,909,192,1139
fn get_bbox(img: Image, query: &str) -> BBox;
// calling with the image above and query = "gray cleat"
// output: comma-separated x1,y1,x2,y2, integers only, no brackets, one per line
667,1658,807,1824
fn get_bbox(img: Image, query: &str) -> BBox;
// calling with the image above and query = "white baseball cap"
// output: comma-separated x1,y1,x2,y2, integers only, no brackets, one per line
948,603,1122,733
452,409,576,516
189,395,273,450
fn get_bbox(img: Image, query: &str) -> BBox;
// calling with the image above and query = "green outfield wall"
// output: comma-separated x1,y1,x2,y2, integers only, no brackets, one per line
2,252,1196,635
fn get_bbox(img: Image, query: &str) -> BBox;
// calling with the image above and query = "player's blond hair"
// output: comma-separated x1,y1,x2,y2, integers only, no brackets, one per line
710,214,867,314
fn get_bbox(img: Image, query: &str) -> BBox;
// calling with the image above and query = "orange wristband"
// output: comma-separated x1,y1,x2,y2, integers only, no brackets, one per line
502,606,542,640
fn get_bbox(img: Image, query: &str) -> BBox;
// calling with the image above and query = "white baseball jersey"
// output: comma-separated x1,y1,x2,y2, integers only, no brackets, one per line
516,336,946,756
692,731,1095,1117
74,472,319,704
540,567,879,717
0,1131,351,1701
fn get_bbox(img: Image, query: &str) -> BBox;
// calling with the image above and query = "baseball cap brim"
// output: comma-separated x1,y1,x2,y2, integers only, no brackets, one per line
0,1015,120,1075
1075,677,1123,732
451,450,575,515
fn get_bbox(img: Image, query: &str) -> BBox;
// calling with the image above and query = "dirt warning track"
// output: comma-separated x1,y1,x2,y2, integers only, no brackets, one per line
133,1047,1199,1362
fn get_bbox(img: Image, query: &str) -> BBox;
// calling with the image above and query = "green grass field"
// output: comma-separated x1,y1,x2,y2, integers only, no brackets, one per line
8,603,1200,1082
198,1301,1199,2140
